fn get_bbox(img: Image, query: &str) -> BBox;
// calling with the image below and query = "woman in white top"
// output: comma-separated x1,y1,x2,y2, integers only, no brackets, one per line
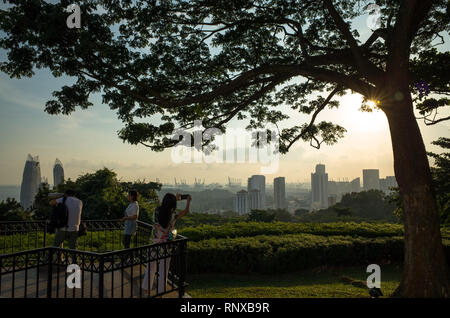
120,190,139,249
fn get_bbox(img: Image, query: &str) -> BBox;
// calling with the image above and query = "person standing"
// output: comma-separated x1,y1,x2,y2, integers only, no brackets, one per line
120,190,139,249
142,193,191,295
50,189,83,250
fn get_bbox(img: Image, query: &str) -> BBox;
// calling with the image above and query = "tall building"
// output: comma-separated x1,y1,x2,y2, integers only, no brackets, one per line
20,154,41,210
273,177,286,210
53,158,64,188
380,176,397,194
328,180,352,202
248,189,262,211
311,164,328,209
248,175,266,209
234,190,249,215
363,169,380,190
328,194,337,207
351,177,361,193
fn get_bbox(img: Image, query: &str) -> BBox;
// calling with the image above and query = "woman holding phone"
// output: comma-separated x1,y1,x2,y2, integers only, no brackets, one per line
142,193,191,295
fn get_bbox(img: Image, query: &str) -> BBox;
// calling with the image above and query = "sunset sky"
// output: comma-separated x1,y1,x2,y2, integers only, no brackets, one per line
0,9,449,186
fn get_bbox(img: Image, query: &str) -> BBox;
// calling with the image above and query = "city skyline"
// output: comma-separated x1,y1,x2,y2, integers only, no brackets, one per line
10,151,398,189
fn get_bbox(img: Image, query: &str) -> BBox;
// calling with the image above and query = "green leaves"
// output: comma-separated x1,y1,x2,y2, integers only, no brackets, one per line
0,198,32,221
179,221,405,242
1,0,448,151
187,233,411,274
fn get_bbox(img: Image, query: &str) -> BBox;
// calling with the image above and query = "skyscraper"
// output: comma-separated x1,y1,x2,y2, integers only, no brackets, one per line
311,164,328,209
380,176,397,194
20,154,41,210
351,177,361,193
248,175,266,209
53,158,64,188
234,190,249,215
273,177,286,210
248,189,262,211
363,169,380,190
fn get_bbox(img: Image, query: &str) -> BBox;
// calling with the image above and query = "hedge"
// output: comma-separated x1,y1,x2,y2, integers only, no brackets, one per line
186,234,450,274
179,222,405,242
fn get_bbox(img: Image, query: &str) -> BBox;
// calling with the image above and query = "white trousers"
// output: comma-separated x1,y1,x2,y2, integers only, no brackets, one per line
141,257,171,293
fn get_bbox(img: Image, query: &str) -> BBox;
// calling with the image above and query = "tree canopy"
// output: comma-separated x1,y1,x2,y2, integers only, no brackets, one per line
0,198,32,221
1,0,448,151
32,168,161,222
390,137,450,225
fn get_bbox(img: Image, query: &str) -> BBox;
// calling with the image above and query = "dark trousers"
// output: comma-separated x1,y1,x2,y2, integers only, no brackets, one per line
54,229,78,249
123,234,132,249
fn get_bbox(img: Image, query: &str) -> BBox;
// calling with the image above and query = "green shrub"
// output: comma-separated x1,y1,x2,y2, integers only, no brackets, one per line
187,234,450,274
179,222,405,242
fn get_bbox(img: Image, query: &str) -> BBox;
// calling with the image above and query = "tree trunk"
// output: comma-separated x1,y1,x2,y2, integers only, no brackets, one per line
383,88,449,297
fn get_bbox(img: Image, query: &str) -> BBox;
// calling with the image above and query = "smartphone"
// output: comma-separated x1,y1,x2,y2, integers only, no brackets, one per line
180,194,190,200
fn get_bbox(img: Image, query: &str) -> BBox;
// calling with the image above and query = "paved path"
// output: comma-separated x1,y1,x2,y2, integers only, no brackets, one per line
0,264,190,298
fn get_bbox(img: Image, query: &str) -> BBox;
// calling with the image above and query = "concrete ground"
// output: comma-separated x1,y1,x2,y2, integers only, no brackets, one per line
0,264,190,298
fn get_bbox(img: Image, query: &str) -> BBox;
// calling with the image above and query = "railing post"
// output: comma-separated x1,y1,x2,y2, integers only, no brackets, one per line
43,222,47,248
47,248,53,298
98,255,104,298
179,240,187,298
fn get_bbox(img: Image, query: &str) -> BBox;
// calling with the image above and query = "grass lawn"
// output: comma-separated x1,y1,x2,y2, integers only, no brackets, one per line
186,264,403,298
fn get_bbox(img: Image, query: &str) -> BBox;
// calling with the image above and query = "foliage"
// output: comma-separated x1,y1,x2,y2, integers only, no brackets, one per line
298,190,398,223
294,208,309,216
410,50,450,125
1,228,151,254
187,234,409,274
176,212,244,229
0,198,32,221
187,233,450,274
246,209,275,222
389,138,450,225
220,210,241,218
429,138,450,224
333,206,352,217
271,209,294,222
32,168,160,222
179,221,405,242
1,1,448,151
32,183,53,220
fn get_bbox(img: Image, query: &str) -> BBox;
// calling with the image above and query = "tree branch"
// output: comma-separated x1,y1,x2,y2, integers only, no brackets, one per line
285,86,343,151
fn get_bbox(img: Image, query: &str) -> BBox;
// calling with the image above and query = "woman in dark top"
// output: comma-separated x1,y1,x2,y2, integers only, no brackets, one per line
142,193,191,294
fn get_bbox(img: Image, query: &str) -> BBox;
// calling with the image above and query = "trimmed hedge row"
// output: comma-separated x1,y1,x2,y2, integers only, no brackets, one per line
186,234,450,274
179,222,405,242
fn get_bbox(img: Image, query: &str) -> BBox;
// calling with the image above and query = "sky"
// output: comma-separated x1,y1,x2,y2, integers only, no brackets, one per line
0,5,449,186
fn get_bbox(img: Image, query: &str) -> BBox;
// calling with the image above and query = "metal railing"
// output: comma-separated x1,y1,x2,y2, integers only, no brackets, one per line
0,220,187,298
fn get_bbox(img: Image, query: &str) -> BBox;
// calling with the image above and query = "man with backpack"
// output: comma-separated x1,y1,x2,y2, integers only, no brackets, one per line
50,189,83,250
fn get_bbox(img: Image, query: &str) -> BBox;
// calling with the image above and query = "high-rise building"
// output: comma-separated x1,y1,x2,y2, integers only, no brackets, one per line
363,169,380,190
248,175,266,209
328,180,352,202
53,158,64,188
311,164,328,209
273,177,286,210
328,195,337,207
380,176,397,194
20,154,41,210
248,189,262,211
234,190,249,215
351,177,361,193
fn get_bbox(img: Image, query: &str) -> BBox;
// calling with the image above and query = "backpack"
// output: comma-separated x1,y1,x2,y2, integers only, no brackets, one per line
48,196,69,233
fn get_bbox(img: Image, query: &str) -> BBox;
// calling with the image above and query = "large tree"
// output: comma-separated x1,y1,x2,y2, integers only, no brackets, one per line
1,0,449,296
